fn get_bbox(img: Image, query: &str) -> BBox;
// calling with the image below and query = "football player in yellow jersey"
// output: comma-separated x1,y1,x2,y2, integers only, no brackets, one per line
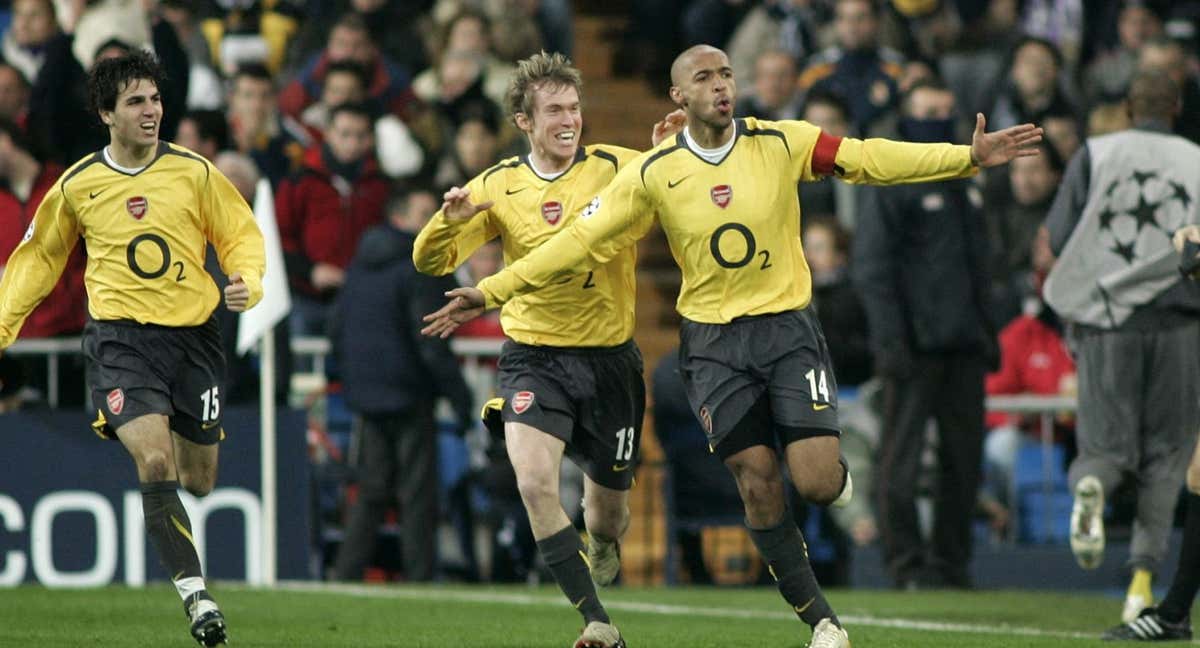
413,51,681,648
0,52,264,647
425,45,1043,648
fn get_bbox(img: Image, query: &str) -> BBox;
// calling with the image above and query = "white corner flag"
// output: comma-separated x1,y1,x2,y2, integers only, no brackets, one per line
237,178,291,355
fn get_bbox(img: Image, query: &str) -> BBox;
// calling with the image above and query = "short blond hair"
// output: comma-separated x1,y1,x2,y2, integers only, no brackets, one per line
505,51,582,125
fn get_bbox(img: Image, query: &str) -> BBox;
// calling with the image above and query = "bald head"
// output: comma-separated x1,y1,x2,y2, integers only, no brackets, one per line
1128,69,1180,124
670,45,728,87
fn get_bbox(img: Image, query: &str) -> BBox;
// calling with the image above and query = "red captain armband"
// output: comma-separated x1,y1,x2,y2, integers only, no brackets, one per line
812,131,844,176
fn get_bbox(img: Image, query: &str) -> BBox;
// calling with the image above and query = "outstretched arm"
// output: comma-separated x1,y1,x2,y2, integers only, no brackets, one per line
421,164,658,337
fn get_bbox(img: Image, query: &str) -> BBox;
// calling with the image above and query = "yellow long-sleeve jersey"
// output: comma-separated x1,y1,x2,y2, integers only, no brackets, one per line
0,142,265,347
414,144,641,347
479,117,977,323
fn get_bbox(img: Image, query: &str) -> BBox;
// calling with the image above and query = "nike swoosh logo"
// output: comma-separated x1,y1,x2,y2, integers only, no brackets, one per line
89,189,106,199
573,596,588,609
612,464,632,472
505,187,526,195
667,176,691,189
794,597,816,615
202,421,221,430
812,403,830,411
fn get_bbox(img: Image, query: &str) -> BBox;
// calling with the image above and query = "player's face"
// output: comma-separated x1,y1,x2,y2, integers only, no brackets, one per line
524,83,582,166
673,50,736,130
103,78,162,150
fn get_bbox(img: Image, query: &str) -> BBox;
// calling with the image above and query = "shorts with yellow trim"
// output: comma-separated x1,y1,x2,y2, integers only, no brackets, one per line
84,318,226,446
483,340,646,491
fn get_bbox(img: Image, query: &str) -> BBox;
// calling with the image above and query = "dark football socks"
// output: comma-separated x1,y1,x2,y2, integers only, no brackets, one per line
748,518,839,629
141,481,204,581
538,525,610,624
1159,493,1200,623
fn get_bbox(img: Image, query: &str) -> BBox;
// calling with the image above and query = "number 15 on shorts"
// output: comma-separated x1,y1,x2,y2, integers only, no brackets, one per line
805,368,831,409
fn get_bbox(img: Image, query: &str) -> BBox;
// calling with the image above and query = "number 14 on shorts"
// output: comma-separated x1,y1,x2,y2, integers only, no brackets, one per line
805,368,831,409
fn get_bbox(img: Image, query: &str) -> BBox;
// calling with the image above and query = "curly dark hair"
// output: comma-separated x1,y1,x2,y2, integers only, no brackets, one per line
87,50,166,118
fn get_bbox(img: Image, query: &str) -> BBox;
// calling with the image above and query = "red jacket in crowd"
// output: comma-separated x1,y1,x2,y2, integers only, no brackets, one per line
275,146,389,298
0,163,87,338
985,313,1077,429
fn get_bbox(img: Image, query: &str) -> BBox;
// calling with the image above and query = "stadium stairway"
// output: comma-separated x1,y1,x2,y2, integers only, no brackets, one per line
571,12,684,585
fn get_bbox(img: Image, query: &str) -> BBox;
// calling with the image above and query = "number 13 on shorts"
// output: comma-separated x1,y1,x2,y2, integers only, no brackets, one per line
805,368,830,405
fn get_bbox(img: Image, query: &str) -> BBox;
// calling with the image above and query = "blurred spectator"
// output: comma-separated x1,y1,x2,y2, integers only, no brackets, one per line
797,90,858,230
735,49,802,121
0,63,30,127
204,151,293,405
330,185,474,583
804,217,872,388
227,63,310,187
983,227,1076,516
727,0,820,87
414,9,513,110
413,48,511,165
175,109,231,161
299,60,424,180
1137,37,1200,144
27,2,189,164
276,102,389,336
1084,1,1163,104
279,12,416,121
853,79,995,589
198,0,302,77
1018,0,1084,71
0,117,85,341
433,107,499,188
799,0,905,134
2,0,58,84
987,140,1064,324
1041,110,1081,161
989,36,1079,133
431,0,571,60
1043,71,1200,622
156,0,223,110
344,0,432,73
1088,101,1132,136
680,0,754,53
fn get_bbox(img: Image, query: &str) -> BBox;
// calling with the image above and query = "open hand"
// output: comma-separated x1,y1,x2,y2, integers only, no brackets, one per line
442,187,494,222
970,113,1044,167
421,287,487,338
225,273,250,312
652,109,688,146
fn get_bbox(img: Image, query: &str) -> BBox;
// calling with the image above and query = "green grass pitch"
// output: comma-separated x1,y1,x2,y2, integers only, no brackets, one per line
2,583,1193,647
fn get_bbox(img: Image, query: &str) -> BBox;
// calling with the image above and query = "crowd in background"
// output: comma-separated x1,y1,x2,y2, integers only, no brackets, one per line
1,0,1198,586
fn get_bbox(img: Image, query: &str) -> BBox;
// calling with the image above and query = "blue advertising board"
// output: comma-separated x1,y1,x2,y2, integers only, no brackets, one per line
0,405,310,585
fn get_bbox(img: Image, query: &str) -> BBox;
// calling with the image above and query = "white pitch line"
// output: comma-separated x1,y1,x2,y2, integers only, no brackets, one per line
270,581,1104,642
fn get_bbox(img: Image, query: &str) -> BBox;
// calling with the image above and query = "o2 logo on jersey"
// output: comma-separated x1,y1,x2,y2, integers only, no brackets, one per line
710,185,732,209
542,201,563,226
126,196,149,220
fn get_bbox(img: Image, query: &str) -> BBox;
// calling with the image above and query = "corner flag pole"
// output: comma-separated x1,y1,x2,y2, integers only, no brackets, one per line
260,328,277,586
